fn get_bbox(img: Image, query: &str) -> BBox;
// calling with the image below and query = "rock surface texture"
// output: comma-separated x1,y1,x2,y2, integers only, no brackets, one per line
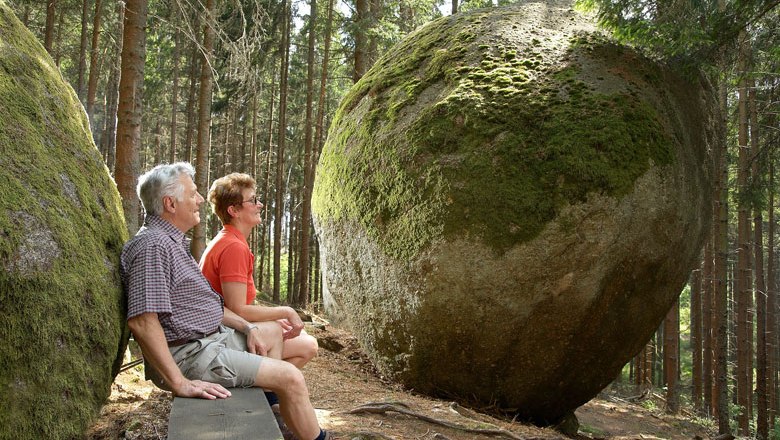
312,0,717,425
0,2,128,438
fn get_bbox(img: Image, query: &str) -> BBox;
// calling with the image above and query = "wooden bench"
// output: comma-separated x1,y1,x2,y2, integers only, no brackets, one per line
167,387,283,440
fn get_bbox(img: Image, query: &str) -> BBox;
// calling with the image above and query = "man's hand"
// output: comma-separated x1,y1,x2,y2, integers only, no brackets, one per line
245,326,271,356
173,379,232,400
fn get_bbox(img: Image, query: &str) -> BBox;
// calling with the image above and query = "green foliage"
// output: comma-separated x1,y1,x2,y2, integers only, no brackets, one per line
575,0,779,67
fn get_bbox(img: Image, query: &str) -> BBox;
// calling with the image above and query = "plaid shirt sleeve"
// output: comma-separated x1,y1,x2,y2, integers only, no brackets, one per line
126,241,174,319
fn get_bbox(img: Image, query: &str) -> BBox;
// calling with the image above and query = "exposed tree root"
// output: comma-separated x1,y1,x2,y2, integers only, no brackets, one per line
347,402,559,440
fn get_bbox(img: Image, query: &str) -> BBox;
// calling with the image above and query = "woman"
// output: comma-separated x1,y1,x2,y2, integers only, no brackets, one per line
199,173,318,370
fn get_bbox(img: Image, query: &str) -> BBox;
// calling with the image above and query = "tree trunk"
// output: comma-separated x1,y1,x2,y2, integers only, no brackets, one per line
44,0,56,55
259,78,275,297
296,0,317,307
353,0,368,82
769,158,778,426
54,4,64,66
251,95,258,175
287,191,297,302
191,0,216,261
115,0,147,235
274,0,291,302
704,239,714,415
368,0,382,67
184,29,200,163
452,0,458,14
169,4,180,163
712,0,730,428
735,29,752,435
86,0,103,126
664,299,679,414
77,0,89,100
691,266,703,412
101,1,123,174
750,82,768,439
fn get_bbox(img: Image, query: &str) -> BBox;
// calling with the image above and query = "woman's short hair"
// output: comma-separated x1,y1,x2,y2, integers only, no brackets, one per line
137,162,195,216
208,173,257,225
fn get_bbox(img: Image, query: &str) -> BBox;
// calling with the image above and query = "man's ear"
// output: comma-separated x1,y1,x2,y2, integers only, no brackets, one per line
162,195,176,214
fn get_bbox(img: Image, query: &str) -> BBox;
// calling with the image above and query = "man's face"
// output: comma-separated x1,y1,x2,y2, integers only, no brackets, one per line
170,174,204,232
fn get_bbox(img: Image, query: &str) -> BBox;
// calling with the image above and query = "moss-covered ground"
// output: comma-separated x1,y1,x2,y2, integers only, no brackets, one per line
313,7,674,260
0,1,128,438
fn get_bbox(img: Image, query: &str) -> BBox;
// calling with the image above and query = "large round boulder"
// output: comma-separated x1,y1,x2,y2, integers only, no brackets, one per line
312,0,717,424
0,2,128,437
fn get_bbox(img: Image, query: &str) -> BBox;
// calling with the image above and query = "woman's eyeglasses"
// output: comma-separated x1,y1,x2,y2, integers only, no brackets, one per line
240,196,263,205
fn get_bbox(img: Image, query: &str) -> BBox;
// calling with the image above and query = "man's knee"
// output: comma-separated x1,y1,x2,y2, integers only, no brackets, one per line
303,335,318,361
256,358,308,393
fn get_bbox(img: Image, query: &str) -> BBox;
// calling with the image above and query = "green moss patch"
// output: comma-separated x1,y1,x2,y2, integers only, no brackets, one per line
0,2,128,438
314,6,675,260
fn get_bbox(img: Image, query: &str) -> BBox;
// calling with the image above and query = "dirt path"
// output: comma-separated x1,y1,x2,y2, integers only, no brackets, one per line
87,325,714,440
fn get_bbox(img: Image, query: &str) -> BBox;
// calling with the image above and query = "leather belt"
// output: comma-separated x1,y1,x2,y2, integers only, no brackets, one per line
167,328,219,347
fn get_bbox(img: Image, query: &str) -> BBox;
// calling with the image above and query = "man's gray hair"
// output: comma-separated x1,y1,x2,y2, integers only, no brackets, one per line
137,162,196,216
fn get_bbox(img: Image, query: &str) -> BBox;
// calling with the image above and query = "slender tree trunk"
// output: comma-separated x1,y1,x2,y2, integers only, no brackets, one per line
704,239,714,415
664,299,680,414
101,1,123,174
712,0,730,427
287,191,297,302
314,0,333,167
353,0,368,82
240,105,248,173
296,0,317,307
86,0,103,125
274,0,291,302
692,267,703,412
21,4,30,27
54,5,64,66
750,82,769,439
169,4,180,163
368,0,382,67
115,0,147,235
251,94,258,177
769,158,778,426
44,0,56,55
259,78,275,297
191,0,216,261
452,0,458,14
184,28,200,163
77,0,89,100
736,29,753,435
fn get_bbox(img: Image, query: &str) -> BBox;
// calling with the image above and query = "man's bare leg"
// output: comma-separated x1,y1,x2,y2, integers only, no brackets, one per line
254,357,321,440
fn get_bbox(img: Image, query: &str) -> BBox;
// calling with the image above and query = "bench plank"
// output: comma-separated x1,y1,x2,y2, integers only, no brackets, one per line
167,387,283,440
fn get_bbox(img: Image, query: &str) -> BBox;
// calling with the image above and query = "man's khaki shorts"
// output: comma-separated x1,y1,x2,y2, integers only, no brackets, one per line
170,326,263,388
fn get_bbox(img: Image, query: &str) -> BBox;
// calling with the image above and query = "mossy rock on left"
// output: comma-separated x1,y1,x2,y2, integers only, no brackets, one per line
0,1,128,438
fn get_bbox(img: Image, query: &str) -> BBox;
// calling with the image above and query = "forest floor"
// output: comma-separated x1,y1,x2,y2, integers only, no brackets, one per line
87,322,717,440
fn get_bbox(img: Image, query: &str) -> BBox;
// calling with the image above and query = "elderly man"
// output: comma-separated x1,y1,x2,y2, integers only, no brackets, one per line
120,162,331,440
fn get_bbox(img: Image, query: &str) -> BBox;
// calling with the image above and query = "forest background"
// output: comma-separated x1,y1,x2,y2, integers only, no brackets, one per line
6,0,779,437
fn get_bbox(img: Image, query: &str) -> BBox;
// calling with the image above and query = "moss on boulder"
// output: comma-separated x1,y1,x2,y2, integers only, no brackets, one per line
313,0,716,424
0,2,128,437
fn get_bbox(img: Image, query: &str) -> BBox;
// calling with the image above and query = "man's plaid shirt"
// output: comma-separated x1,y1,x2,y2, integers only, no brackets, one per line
121,215,223,342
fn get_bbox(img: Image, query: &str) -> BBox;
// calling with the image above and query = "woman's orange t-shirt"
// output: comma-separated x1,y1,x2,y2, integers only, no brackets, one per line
199,224,256,305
